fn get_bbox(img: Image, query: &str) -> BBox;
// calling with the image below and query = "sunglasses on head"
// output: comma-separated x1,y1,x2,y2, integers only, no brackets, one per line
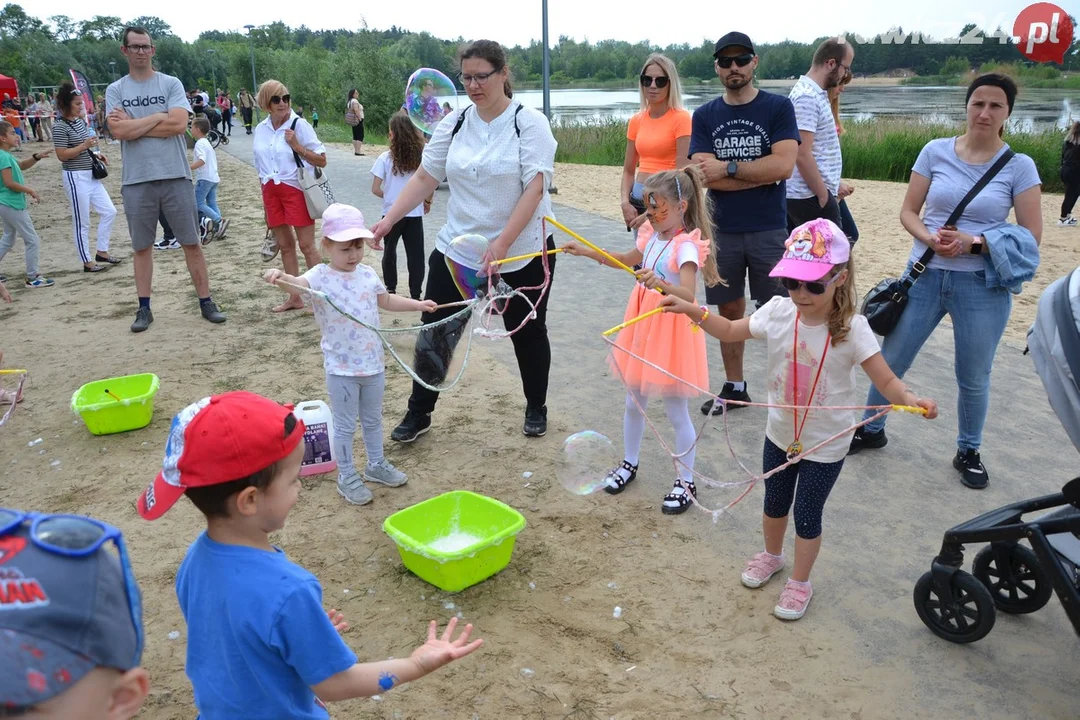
640,75,669,88
0,508,143,663
779,272,842,295
270,94,291,105
716,53,755,69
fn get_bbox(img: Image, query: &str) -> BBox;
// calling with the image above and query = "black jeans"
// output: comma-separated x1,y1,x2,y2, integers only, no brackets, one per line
241,107,253,130
408,235,556,415
159,210,174,241
786,192,842,232
1062,177,1080,218
382,215,426,299
837,198,859,245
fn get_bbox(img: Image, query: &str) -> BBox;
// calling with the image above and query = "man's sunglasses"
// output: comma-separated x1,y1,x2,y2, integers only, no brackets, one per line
0,508,143,663
640,75,669,88
716,53,755,69
270,94,291,105
779,272,842,295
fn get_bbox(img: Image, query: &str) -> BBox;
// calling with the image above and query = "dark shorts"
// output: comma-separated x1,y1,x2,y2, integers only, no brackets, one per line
352,120,365,142
704,228,788,307
786,192,842,232
121,178,199,251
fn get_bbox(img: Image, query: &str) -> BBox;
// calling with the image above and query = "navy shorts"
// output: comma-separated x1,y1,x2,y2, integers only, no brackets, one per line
704,228,788,307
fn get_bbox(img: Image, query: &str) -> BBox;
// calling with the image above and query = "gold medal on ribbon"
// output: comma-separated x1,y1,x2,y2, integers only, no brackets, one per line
786,441,803,460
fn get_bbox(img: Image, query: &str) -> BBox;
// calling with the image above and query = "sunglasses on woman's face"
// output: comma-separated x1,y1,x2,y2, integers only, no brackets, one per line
640,75,669,88
780,272,841,295
716,53,755,69
270,94,291,105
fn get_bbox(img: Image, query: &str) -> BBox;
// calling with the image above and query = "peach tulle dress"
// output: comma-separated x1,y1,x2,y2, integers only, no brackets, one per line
609,220,710,398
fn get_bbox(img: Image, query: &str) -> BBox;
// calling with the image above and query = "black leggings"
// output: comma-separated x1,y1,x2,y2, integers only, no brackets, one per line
762,438,844,540
408,236,556,415
382,215,425,299
1062,178,1080,218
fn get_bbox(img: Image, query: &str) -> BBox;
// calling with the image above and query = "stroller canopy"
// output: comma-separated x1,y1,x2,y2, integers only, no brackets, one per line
1028,267,1080,453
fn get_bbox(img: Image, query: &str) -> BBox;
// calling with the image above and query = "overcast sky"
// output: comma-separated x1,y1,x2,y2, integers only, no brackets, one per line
36,1,1041,47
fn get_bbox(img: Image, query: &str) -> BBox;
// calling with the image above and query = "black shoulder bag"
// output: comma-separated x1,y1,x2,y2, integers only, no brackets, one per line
861,149,1014,336
63,118,108,179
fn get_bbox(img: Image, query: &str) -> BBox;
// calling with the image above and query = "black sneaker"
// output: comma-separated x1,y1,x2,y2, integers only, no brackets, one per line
523,405,547,437
130,306,154,333
391,410,431,443
701,382,751,415
848,427,888,456
953,449,988,489
200,300,226,324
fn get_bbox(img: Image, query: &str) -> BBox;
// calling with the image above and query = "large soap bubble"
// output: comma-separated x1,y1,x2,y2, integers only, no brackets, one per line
445,234,496,300
405,68,456,135
556,431,619,496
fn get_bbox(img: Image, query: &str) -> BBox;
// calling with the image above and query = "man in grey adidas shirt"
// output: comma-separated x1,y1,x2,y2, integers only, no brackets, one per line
786,37,853,231
106,26,225,332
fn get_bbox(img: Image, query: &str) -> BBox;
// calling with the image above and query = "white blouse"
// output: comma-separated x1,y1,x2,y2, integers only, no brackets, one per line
421,101,557,274
253,112,326,192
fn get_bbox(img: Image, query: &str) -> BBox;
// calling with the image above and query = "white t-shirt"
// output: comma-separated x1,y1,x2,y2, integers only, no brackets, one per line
253,112,326,192
786,75,842,199
749,296,880,463
301,263,387,377
421,102,557,274
192,137,219,183
371,151,423,218
639,230,700,284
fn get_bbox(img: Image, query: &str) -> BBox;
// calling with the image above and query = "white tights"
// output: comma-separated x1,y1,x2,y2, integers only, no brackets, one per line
622,390,697,483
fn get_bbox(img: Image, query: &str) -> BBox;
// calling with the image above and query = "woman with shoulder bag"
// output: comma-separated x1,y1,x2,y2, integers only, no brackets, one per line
52,82,118,273
850,74,1042,489
346,89,365,156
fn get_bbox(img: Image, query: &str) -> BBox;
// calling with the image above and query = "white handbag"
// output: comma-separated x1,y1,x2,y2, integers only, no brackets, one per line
290,119,335,219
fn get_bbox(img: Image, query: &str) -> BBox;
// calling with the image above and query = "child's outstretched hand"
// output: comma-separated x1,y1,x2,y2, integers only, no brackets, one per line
560,240,586,257
659,294,696,315
417,299,438,313
916,397,938,420
327,608,349,634
409,617,483,674
263,268,284,285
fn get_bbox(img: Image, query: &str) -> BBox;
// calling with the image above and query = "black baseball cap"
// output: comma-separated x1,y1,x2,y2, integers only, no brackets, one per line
714,32,755,58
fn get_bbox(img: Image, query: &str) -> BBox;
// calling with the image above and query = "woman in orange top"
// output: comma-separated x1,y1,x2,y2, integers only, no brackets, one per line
621,53,692,232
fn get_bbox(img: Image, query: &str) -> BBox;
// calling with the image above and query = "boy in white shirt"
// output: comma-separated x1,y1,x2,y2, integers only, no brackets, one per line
190,118,229,244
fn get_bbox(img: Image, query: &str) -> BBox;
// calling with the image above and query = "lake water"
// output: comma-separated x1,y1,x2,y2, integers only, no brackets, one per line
442,84,1078,132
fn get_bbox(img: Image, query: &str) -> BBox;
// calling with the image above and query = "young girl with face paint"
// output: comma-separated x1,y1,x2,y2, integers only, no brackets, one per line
563,167,722,514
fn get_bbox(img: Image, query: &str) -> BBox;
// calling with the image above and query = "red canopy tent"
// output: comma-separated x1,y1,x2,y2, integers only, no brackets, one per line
0,75,19,101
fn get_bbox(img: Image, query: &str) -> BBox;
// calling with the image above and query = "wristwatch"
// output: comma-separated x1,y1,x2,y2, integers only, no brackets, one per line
726,160,738,178
969,236,984,255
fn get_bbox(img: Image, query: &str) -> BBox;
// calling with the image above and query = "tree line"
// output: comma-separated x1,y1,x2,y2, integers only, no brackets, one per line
2,4,1077,131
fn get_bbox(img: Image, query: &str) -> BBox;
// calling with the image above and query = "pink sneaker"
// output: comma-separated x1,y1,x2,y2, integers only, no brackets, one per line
774,579,813,620
741,551,785,588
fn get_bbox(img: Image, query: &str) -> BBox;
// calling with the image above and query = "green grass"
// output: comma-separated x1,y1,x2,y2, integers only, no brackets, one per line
313,121,388,146
554,117,1068,193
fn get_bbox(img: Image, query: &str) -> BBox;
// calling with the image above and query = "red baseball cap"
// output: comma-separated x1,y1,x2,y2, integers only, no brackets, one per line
137,391,305,520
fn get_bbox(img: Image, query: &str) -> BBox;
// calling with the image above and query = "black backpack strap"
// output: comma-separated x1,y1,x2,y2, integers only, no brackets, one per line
1054,270,1080,395
450,106,470,141
290,118,304,169
513,103,523,137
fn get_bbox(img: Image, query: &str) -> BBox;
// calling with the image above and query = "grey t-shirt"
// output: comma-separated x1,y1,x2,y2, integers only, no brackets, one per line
105,72,190,186
909,138,1041,272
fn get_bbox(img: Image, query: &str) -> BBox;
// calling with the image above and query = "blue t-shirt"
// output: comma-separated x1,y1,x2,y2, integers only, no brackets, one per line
909,138,1041,272
689,90,799,233
176,532,357,719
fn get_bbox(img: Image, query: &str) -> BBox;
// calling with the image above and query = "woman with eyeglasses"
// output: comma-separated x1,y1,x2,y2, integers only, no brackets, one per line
621,54,691,233
253,79,328,313
371,39,558,442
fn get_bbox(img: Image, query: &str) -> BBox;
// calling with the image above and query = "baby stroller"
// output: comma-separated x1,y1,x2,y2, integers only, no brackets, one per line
913,267,1080,644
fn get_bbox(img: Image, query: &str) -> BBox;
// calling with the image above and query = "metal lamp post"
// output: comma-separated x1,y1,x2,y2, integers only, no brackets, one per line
541,0,556,193
109,61,116,83
245,25,259,122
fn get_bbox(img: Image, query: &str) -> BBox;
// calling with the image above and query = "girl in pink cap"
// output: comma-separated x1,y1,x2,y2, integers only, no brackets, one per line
662,218,938,620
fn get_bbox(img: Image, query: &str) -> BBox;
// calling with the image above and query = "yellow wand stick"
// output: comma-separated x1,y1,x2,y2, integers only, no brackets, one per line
890,404,929,416
544,217,635,277
488,248,564,266
602,307,665,336
0,369,27,375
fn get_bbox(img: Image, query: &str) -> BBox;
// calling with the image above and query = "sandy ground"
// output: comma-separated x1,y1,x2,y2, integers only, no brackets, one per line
1,143,1077,720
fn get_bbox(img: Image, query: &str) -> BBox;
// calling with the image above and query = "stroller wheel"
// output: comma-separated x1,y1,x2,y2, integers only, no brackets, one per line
973,544,1053,614
914,570,996,644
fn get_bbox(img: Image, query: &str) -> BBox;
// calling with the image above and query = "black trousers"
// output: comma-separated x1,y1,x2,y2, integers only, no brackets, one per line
786,192,842,232
408,235,556,415
1062,178,1080,218
241,107,253,130
382,215,426,299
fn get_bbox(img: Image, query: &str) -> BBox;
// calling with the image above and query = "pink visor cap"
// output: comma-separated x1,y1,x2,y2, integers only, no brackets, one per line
769,218,850,282
321,203,374,241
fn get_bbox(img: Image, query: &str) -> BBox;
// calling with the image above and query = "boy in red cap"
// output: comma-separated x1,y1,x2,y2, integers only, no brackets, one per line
138,391,483,718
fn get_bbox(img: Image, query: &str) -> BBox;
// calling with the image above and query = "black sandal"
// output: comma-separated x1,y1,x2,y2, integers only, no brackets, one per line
603,460,638,495
661,480,697,515
95,254,122,265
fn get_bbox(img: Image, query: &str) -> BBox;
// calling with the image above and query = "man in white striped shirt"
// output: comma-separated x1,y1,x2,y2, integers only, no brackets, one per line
785,37,853,231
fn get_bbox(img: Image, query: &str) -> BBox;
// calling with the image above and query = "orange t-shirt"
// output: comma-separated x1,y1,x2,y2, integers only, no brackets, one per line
627,108,692,175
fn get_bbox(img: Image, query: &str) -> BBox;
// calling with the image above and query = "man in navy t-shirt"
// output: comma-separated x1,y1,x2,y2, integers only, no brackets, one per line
690,31,799,415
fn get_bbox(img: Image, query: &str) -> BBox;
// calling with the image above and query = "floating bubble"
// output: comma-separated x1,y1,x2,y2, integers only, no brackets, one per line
445,234,498,300
556,431,618,495
405,68,456,136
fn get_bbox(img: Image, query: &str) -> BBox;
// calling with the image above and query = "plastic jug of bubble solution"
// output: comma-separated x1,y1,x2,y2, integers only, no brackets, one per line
296,400,337,477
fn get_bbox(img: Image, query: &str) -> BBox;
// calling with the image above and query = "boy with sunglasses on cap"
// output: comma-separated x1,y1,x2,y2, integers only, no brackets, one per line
0,509,149,718
137,391,483,718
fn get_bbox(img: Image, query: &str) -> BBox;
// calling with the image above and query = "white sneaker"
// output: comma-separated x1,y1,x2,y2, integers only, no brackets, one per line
154,238,180,250
336,473,374,506
200,217,214,246
1058,216,1078,227
214,218,230,240
364,459,408,487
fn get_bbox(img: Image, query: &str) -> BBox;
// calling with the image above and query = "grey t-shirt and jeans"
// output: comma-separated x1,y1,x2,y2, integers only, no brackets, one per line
105,72,199,250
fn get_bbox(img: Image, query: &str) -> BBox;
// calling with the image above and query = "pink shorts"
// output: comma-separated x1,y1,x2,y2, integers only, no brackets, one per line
261,181,313,228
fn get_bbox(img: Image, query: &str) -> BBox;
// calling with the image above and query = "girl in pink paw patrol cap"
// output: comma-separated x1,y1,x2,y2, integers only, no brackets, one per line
661,218,939,621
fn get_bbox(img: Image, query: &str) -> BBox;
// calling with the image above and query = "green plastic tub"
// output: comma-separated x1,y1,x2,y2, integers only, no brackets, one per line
71,373,160,436
383,490,526,593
